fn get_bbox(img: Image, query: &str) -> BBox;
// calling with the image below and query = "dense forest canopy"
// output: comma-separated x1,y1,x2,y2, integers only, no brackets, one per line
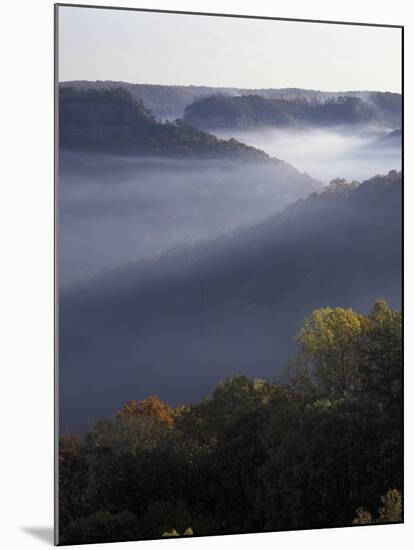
59,299,402,544
183,94,387,130
59,87,269,161
59,171,401,431
60,81,401,127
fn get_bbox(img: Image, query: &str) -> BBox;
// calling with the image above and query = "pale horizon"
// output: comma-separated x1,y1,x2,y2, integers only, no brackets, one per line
59,78,402,95
58,6,402,93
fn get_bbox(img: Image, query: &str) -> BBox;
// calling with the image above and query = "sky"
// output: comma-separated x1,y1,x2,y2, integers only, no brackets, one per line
58,6,402,92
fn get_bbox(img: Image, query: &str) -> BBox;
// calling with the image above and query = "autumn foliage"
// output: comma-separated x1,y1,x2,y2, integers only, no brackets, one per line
59,300,402,544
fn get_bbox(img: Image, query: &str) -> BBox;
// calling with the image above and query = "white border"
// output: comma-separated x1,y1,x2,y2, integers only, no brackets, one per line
0,1,411,548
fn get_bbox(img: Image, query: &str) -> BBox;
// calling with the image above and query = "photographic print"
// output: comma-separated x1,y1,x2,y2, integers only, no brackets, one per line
56,4,403,545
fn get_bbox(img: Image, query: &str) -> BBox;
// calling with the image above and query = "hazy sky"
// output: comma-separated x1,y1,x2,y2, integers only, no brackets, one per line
58,6,402,92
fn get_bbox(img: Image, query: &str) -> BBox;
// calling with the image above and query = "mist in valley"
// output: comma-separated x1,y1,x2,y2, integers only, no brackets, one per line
215,125,401,182
59,152,320,286
59,171,402,430
58,114,401,430
56,13,403,536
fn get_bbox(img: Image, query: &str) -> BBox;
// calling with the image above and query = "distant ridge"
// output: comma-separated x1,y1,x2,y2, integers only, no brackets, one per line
59,86,269,161
60,81,401,127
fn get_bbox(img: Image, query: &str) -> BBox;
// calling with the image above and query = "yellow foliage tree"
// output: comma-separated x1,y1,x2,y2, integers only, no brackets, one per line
116,396,175,428
116,400,139,420
295,306,367,395
139,395,175,428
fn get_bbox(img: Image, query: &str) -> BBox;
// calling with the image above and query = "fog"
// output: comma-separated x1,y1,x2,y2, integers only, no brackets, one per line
58,129,401,430
59,152,320,286
215,125,401,183
59,174,401,430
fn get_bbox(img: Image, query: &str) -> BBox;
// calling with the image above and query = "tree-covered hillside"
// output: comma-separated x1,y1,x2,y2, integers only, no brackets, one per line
59,171,402,431
59,87,268,161
184,94,381,130
60,81,401,127
59,299,402,544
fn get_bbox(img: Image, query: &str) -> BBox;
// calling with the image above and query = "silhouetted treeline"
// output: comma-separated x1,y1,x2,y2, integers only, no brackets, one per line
58,299,402,544
59,87,269,161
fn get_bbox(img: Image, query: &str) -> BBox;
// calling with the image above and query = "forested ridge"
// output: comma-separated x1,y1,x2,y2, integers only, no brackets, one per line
59,87,269,161
60,81,401,126
60,171,401,430
59,299,402,544
184,94,382,130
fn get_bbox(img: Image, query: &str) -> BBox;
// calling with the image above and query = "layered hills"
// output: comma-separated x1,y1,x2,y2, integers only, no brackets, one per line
60,171,401,429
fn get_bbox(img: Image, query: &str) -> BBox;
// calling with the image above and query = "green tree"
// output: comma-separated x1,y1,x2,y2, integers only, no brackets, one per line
58,300,402,543
378,489,403,522
353,489,402,525
294,306,366,396
352,508,373,525
358,299,402,403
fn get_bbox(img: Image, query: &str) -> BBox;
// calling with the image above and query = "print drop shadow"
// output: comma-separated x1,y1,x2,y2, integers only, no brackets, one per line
21,526,54,545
